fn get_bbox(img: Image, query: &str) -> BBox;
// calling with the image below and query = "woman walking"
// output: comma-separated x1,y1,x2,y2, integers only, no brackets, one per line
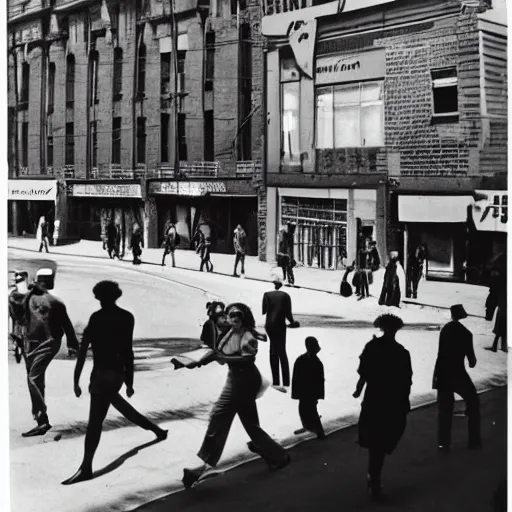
182,302,290,489
62,281,167,485
37,216,50,253
130,224,143,265
353,314,412,501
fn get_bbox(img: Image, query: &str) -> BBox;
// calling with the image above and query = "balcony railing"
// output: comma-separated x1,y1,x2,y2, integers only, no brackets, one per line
63,165,75,179
90,168,140,180
149,162,219,179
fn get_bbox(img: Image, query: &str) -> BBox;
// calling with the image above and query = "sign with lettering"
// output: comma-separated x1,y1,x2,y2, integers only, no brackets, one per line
150,181,227,196
472,190,507,233
315,49,386,85
289,19,316,79
71,184,142,198
8,180,57,201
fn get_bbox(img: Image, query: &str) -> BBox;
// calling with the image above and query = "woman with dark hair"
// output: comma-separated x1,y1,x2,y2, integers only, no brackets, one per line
353,314,412,501
200,301,229,349
182,302,290,489
62,281,167,485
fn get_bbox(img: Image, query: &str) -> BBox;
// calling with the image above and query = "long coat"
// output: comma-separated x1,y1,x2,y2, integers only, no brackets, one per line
291,353,325,401
379,260,402,307
357,335,412,453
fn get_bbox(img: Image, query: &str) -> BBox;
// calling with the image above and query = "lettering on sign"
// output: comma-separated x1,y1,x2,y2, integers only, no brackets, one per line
150,182,227,196
72,184,142,198
8,180,57,201
474,190,508,232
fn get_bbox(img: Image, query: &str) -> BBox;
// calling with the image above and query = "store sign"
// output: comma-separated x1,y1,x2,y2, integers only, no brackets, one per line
71,184,142,198
472,190,507,233
150,181,227,196
289,19,317,79
315,49,386,85
8,180,57,201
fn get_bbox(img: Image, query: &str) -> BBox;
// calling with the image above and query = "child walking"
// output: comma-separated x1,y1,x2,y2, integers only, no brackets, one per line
291,337,325,440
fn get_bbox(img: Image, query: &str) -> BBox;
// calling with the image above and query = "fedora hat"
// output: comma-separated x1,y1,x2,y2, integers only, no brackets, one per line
450,304,468,320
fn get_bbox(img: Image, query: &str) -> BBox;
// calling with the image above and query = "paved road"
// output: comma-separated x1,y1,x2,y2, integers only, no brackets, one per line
135,387,507,512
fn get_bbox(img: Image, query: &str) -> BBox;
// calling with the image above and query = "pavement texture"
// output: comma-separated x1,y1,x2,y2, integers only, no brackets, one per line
135,387,508,512
6,241,508,512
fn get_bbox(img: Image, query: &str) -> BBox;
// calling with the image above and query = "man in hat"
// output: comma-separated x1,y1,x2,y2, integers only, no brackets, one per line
262,275,298,392
433,304,481,450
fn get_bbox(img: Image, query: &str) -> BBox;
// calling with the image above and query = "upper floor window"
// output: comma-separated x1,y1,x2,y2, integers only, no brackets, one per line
20,62,30,109
137,44,146,97
113,47,123,100
112,117,122,164
431,67,458,118
177,51,186,111
89,51,99,106
161,52,171,95
205,31,215,91
65,122,75,165
47,62,56,114
66,55,75,107
316,81,384,149
280,56,300,166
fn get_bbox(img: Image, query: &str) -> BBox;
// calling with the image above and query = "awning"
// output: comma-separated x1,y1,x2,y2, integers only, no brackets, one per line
398,195,473,223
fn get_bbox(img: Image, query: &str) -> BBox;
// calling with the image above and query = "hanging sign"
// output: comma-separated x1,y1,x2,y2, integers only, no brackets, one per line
289,19,316,79
472,190,508,233
71,184,142,198
149,181,227,196
8,180,57,201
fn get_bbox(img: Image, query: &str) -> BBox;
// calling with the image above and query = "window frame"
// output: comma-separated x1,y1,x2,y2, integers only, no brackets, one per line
20,62,30,109
160,52,171,95
21,121,29,167
111,117,122,165
90,121,98,169
113,47,123,101
205,31,215,92
89,51,100,106
65,122,75,166
431,66,459,119
66,54,75,107
47,62,56,114
136,117,146,164
160,113,170,163
137,43,146,98
178,112,187,161
47,134,54,168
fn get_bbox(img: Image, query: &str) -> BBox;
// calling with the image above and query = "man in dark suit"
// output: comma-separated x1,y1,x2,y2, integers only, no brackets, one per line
262,277,297,392
433,304,481,450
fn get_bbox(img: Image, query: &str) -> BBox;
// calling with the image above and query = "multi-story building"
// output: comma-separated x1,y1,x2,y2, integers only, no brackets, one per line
261,0,507,281
7,0,265,256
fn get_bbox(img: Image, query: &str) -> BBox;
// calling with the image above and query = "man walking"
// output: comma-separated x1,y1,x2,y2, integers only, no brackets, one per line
433,304,481,451
262,276,298,392
233,224,247,277
406,244,427,299
162,221,179,267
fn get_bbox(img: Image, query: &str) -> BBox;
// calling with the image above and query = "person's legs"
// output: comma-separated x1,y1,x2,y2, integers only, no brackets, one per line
500,334,507,352
110,394,166,437
368,448,386,498
269,340,281,386
405,268,413,298
240,254,245,275
287,263,295,285
437,390,454,448
171,250,176,268
162,248,167,266
234,252,241,275
276,338,290,387
299,400,324,438
456,381,481,448
363,271,370,297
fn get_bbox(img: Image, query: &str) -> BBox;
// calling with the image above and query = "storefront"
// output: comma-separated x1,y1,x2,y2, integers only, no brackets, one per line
8,179,59,237
147,180,258,255
66,182,144,252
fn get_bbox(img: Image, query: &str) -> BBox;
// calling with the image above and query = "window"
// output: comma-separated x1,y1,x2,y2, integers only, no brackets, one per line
113,47,123,100
66,55,75,106
90,121,98,168
137,44,146,97
47,62,56,114
20,62,29,109
178,51,186,111
136,117,146,164
47,135,54,167
161,52,171,94
316,81,384,149
112,117,121,164
178,113,187,161
65,122,75,165
161,113,170,163
204,110,214,161
205,31,215,91
21,122,28,167
281,82,301,164
89,51,99,105
431,67,458,117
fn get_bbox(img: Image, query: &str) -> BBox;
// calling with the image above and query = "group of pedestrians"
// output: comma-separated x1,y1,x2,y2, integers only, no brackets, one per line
102,222,144,265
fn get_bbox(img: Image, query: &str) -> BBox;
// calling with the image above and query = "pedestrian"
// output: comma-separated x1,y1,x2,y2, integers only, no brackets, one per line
62,281,168,485
433,304,481,451
378,251,404,307
9,271,29,364
198,235,214,272
357,240,371,301
193,226,205,251
11,271,79,437
277,226,289,282
129,224,143,265
200,301,229,349
353,313,412,501
182,302,290,489
114,223,122,259
291,336,325,440
406,244,427,299
162,221,179,267
487,290,507,352
369,241,381,271
285,222,297,286
233,224,247,277
106,222,117,259
262,276,299,393
37,216,50,253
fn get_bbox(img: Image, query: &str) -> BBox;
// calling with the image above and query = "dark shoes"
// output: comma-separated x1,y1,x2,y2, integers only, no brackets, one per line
182,468,204,490
247,442,291,471
61,466,93,485
367,474,383,502
22,420,52,438
155,429,168,441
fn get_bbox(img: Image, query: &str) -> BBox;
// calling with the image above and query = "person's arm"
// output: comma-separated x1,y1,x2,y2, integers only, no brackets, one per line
73,322,92,397
353,376,365,398
124,314,135,393
262,293,268,315
319,361,325,400
467,331,477,368
60,302,79,352
285,293,294,324
354,344,370,397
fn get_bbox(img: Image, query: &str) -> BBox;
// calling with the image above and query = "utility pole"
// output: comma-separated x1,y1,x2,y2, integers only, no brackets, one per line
170,0,180,180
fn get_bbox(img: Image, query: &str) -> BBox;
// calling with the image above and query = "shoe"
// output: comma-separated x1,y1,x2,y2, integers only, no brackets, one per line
269,453,291,472
485,347,498,352
367,474,383,502
22,423,52,437
233,273,239,278
155,429,168,441
61,466,93,485
317,432,326,440
357,296,365,301
293,428,307,435
182,468,204,489
272,385,287,393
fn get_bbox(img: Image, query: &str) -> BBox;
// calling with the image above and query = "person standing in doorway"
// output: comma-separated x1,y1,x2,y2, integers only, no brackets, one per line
406,244,427,299
62,281,167,485
369,241,381,271
162,221,179,267
353,314,412,501
262,276,298,393
37,216,50,253
433,304,481,451
233,224,247,278
291,336,325,440
130,224,143,265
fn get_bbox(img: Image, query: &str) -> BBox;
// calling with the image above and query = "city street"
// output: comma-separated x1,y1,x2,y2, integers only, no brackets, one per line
7,246,507,512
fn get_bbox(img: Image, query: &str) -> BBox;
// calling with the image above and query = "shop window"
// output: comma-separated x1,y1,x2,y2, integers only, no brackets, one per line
205,31,215,91
21,122,28,167
161,113,170,163
112,117,121,164
89,51,99,105
137,43,146,97
47,135,54,168
47,62,55,114
20,62,29,109
316,81,384,149
431,67,458,118
66,55,75,107
178,113,188,161
65,122,75,165
113,47,123,100
90,121,98,168
136,117,146,164
204,110,214,161
161,52,171,95
281,81,301,165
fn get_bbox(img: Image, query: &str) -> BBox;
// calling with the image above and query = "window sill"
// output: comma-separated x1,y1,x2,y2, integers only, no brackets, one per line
431,114,459,124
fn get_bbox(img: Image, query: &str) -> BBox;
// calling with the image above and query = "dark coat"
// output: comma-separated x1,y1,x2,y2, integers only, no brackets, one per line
262,290,294,333
379,260,400,307
200,319,229,350
493,292,507,337
357,335,412,453
291,353,325,401
433,320,476,391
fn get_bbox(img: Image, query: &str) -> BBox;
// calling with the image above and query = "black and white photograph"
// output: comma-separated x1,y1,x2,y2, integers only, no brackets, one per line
2,0,508,511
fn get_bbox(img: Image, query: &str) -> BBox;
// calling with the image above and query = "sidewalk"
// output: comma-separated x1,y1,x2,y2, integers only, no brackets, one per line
8,236,489,317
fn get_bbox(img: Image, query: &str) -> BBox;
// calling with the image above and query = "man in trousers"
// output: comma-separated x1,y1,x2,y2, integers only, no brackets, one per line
233,224,247,277
433,304,481,451
262,276,297,392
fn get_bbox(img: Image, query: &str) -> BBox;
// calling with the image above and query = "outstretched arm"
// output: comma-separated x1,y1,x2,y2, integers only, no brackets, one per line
73,326,91,395
124,315,135,391
285,293,294,324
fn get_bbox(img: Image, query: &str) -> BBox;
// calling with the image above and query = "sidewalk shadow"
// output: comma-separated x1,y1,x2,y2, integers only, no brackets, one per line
92,437,165,480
